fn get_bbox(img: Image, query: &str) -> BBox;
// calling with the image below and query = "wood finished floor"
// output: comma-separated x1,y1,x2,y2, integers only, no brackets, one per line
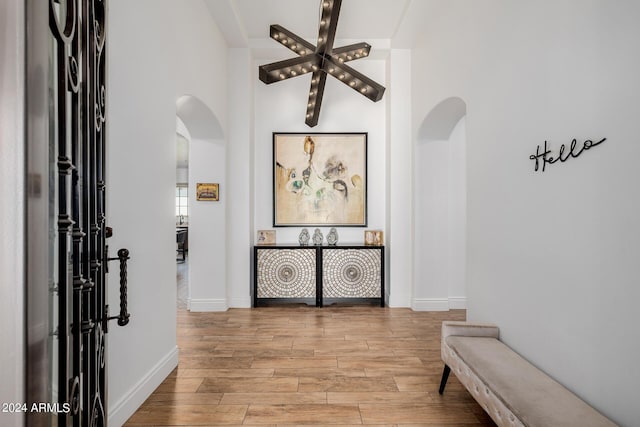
125,306,496,426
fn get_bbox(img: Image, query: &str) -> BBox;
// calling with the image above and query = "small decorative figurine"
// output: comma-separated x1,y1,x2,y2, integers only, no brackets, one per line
298,228,310,246
327,227,339,246
312,228,324,245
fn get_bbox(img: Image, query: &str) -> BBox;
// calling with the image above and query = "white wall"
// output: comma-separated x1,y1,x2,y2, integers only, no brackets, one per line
176,167,188,184
251,49,416,307
227,48,253,308
173,0,230,312
410,1,640,425
412,118,467,311
107,0,230,421
173,0,228,134
414,118,466,310
414,138,450,308
188,138,227,311
387,49,413,307
107,1,178,425
448,119,466,304
253,57,387,245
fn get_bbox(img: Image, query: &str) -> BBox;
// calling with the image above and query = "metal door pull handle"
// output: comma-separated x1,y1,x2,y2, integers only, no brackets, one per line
107,248,131,326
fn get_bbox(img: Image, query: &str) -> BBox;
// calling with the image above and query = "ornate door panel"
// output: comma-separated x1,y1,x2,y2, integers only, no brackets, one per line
321,248,383,299
27,1,130,425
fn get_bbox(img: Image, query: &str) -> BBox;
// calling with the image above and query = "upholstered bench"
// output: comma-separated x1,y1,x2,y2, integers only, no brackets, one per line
439,321,617,427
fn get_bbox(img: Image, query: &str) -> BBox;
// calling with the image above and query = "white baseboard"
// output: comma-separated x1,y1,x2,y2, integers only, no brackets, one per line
388,293,413,307
448,296,467,309
189,298,229,312
412,298,450,311
412,297,467,311
108,346,179,427
228,296,251,308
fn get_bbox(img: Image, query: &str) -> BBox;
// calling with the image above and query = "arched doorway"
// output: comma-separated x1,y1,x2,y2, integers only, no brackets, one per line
175,95,227,311
175,118,190,308
414,97,467,310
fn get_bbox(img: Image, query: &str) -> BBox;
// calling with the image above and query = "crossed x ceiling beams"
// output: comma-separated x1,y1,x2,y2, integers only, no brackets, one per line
258,0,386,127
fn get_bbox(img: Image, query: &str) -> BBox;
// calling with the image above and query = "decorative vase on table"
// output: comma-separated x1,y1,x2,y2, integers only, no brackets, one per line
326,228,339,246
312,228,324,245
298,228,310,246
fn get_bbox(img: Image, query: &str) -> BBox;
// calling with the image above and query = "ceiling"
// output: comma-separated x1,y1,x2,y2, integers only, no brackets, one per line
177,1,413,166
204,0,412,50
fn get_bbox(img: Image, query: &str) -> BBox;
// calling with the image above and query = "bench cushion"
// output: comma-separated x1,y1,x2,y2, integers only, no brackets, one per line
446,336,616,427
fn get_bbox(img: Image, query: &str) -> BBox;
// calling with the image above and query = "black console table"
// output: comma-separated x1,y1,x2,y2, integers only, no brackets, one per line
253,244,385,307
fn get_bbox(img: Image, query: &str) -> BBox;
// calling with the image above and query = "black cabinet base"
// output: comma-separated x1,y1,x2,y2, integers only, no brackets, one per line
254,298,317,307
321,298,385,308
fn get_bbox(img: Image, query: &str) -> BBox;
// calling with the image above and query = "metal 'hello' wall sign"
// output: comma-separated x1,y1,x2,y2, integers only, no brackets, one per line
529,137,607,172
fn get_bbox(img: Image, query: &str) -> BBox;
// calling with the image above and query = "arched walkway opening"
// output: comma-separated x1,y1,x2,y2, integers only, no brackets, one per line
175,95,228,312
414,97,468,311
176,95,224,140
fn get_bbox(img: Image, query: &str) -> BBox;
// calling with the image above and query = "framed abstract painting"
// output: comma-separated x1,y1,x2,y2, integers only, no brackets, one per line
273,133,367,227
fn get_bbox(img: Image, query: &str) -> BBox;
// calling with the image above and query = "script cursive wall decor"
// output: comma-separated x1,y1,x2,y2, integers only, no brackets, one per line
529,138,607,172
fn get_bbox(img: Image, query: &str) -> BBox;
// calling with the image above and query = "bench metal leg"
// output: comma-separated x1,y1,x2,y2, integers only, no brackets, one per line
438,364,451,394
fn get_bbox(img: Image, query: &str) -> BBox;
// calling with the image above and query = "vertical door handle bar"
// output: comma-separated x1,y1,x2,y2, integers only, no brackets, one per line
107,248,131,326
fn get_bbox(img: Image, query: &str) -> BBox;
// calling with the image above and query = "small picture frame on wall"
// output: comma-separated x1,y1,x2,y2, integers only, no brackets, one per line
257,230,276,245
364,230,383,246
196,183,219,201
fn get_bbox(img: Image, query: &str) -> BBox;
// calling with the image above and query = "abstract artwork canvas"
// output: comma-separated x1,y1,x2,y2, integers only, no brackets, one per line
273,133,367,226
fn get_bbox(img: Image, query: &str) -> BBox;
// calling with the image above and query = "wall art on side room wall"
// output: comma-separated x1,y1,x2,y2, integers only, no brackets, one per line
273,133,367,227
196,183,219,201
